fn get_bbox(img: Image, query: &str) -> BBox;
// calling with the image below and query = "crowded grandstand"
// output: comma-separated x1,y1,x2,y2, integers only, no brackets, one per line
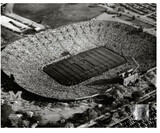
1,20,156,100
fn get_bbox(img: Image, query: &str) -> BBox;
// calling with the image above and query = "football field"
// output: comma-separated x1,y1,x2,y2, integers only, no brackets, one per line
43,47,126,86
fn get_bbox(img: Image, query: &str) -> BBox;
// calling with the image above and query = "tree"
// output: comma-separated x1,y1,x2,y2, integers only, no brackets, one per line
131,90,143,102
125,106,131,114
132,15,135,20
29,115,42,127
1,104,15,127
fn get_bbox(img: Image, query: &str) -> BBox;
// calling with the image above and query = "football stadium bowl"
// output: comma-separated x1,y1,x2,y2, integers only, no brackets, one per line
1,20,156,100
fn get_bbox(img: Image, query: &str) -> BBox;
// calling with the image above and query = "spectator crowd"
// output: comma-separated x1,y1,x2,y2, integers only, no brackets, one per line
1,20,156,99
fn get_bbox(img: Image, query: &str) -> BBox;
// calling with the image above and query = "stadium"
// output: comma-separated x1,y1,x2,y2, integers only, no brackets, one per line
1,20,156,100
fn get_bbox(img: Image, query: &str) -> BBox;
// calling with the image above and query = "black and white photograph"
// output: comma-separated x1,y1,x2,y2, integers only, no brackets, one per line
1,2,157,128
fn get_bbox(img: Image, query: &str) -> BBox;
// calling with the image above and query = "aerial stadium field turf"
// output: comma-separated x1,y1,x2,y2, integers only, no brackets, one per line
43,47,126,86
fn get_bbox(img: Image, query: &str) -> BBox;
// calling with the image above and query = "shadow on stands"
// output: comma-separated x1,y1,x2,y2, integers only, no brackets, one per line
86,76,124,86
1,70,75,103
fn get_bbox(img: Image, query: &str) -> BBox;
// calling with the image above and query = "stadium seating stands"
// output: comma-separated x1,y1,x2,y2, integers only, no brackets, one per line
1,20,156,99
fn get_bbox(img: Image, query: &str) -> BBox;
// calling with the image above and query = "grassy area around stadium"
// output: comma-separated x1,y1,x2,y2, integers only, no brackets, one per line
1,27,22,48
13,3,106,28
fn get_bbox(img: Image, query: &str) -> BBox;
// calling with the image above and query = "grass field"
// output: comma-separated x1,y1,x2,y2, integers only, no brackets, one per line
1,27,22,47
43,47,126,86
13,3,105,28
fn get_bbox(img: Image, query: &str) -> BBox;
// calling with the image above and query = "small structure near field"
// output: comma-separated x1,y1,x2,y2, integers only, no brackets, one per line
119,57,139,86
123,72,139,86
